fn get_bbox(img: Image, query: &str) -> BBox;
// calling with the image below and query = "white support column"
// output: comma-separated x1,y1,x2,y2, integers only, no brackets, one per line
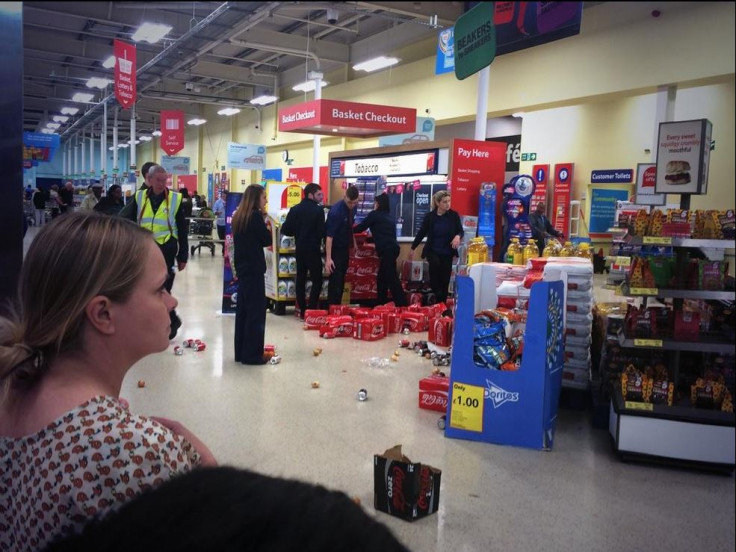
89,127,94,178
312,72,323,184
81,129,86,184
113,109,119,177
474,66,490,141
62,143,67,178
130,104,136,170
74,135,80,182
651,85,676,163
102,93,108,181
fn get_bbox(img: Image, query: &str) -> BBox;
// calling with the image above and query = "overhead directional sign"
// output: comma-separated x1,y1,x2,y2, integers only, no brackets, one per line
454,2,496,80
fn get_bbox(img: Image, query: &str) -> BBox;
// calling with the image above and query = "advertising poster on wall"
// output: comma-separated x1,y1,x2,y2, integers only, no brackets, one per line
552,163,573,235
221,192,242,314
450,139,506,252
161,155,190,175
378,117,436,147
655,119,712,195
635,163,665,205
176,174,197,193
227,142,267,170
589,188,630,238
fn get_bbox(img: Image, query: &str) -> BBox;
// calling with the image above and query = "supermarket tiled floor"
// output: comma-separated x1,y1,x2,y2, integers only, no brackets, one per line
23,227,736,551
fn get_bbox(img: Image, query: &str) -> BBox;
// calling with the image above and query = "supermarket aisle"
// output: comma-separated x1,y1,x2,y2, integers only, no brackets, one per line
19,229,736,551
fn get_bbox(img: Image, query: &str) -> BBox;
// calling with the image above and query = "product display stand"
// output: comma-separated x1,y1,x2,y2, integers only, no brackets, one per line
608,196,735,471
445,272,565,450
264,215,327,315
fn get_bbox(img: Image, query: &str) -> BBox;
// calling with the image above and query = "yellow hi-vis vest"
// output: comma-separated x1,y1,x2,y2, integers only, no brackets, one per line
135,189,182,244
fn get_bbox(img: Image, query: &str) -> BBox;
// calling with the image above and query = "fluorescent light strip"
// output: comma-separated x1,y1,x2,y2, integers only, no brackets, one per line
41,129,56,134
152,130,162,137
61,107,79,115
53,115,70,123
102,55,116,69
187,118,207,126
72,92,94,103
132,22,172,44
353,56,399,72
86,77,112,89
139,135,153,142
292,80,328,93
217,107,240,116
250,95,278,106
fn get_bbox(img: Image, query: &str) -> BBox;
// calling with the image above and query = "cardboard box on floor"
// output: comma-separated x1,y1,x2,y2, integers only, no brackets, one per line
444,269,565,450
374,445,441,522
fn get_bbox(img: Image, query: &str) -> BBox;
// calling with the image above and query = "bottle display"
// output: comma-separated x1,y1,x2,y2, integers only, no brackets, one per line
542,238,562,258
575,241,593,260
505,238,523,265
559,241,575,257
523,241,539,265
467,237,489,266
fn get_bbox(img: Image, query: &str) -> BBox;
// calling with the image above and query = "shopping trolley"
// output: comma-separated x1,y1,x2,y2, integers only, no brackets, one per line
188,209,216,256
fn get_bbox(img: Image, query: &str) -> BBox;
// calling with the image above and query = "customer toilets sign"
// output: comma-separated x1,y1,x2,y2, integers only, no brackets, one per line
278,99,415,137
454,2,496,80
113,39,136,109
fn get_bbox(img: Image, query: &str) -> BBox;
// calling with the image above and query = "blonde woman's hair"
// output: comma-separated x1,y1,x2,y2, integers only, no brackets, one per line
231,185,265,234
432,190,451,211
0,212,153,402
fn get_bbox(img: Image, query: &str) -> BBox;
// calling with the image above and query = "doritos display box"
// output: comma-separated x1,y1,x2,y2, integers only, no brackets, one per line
445,272,565,450
374,445,441,522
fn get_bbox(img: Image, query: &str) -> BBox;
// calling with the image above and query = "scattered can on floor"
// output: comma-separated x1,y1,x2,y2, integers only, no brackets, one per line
173,346,183,356
269,355,282,365
194,342,206,352
357,388,368,401
399,339,411,348
311,381,320,389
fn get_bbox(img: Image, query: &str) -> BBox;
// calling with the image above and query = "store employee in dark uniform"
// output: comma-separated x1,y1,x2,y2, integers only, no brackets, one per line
353,193,408,307
325,185,359,305
409,190,463,304
120,164,188,339
529,201,563,254
281,183,325,316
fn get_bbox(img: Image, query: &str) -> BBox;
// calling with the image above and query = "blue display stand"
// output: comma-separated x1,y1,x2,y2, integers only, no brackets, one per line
445,275,565,450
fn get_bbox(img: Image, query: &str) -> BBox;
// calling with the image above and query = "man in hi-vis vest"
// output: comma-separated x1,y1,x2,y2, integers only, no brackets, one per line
120,164,188,339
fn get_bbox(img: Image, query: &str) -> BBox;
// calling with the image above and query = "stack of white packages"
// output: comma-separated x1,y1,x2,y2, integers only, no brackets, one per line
543,257,594,391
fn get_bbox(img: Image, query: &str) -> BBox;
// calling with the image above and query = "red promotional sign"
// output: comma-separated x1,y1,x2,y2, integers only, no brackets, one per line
160,111,185,156
113,39,136,109
552,163,574,236
449,139,506,218
176,174,197,194
278,99,416,137
530,164,549,213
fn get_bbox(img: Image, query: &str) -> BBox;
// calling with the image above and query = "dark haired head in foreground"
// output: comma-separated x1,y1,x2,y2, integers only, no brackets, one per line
44,467,411,552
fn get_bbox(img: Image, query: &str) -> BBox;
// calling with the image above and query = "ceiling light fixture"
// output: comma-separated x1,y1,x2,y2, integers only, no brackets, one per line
117,143,129,149
72,92,94,103
102,55,116,69
86,77,112,89
132,22,172,44
250,94,278,106
46,122,61,129
53,115,70,123
217,107,241,116
152,129,162,137
61,107,79,115
292,80,329,93
353,56,400,72
139,135,153,142
512,112,525,118
41,129,56,134
187,118,207,126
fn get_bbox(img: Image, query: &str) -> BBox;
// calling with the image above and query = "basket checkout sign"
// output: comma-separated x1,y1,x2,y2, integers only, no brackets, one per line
114,39,136,109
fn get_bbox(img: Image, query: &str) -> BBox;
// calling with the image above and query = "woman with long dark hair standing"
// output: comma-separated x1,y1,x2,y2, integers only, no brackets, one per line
231,185,271,365
408,190,464,304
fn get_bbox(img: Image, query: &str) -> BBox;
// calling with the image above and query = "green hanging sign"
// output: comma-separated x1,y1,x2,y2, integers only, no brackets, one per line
454,2,496,81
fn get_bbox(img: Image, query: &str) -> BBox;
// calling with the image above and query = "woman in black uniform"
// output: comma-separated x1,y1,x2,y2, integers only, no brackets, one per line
353,193,408,307
408,190,464,304
232,185,272,365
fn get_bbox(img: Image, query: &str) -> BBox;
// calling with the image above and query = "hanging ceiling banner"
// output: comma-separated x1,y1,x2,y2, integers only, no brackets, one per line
160,110,184,156
113,39,136,109
278,99,416,137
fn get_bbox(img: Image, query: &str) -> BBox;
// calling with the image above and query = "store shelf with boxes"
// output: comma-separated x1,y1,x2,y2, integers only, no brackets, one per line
265,215,328,315
596,206,735,470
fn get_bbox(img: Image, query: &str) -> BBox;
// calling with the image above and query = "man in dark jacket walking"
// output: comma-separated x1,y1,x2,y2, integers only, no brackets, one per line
281,183,325,316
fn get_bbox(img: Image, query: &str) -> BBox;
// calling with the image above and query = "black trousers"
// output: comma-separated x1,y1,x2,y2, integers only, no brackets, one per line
295,251,323,312
217,224,226,253
425,251,454,304
377,246,407,306
158,238,180,323
234,271,266,363
327,248,350,305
